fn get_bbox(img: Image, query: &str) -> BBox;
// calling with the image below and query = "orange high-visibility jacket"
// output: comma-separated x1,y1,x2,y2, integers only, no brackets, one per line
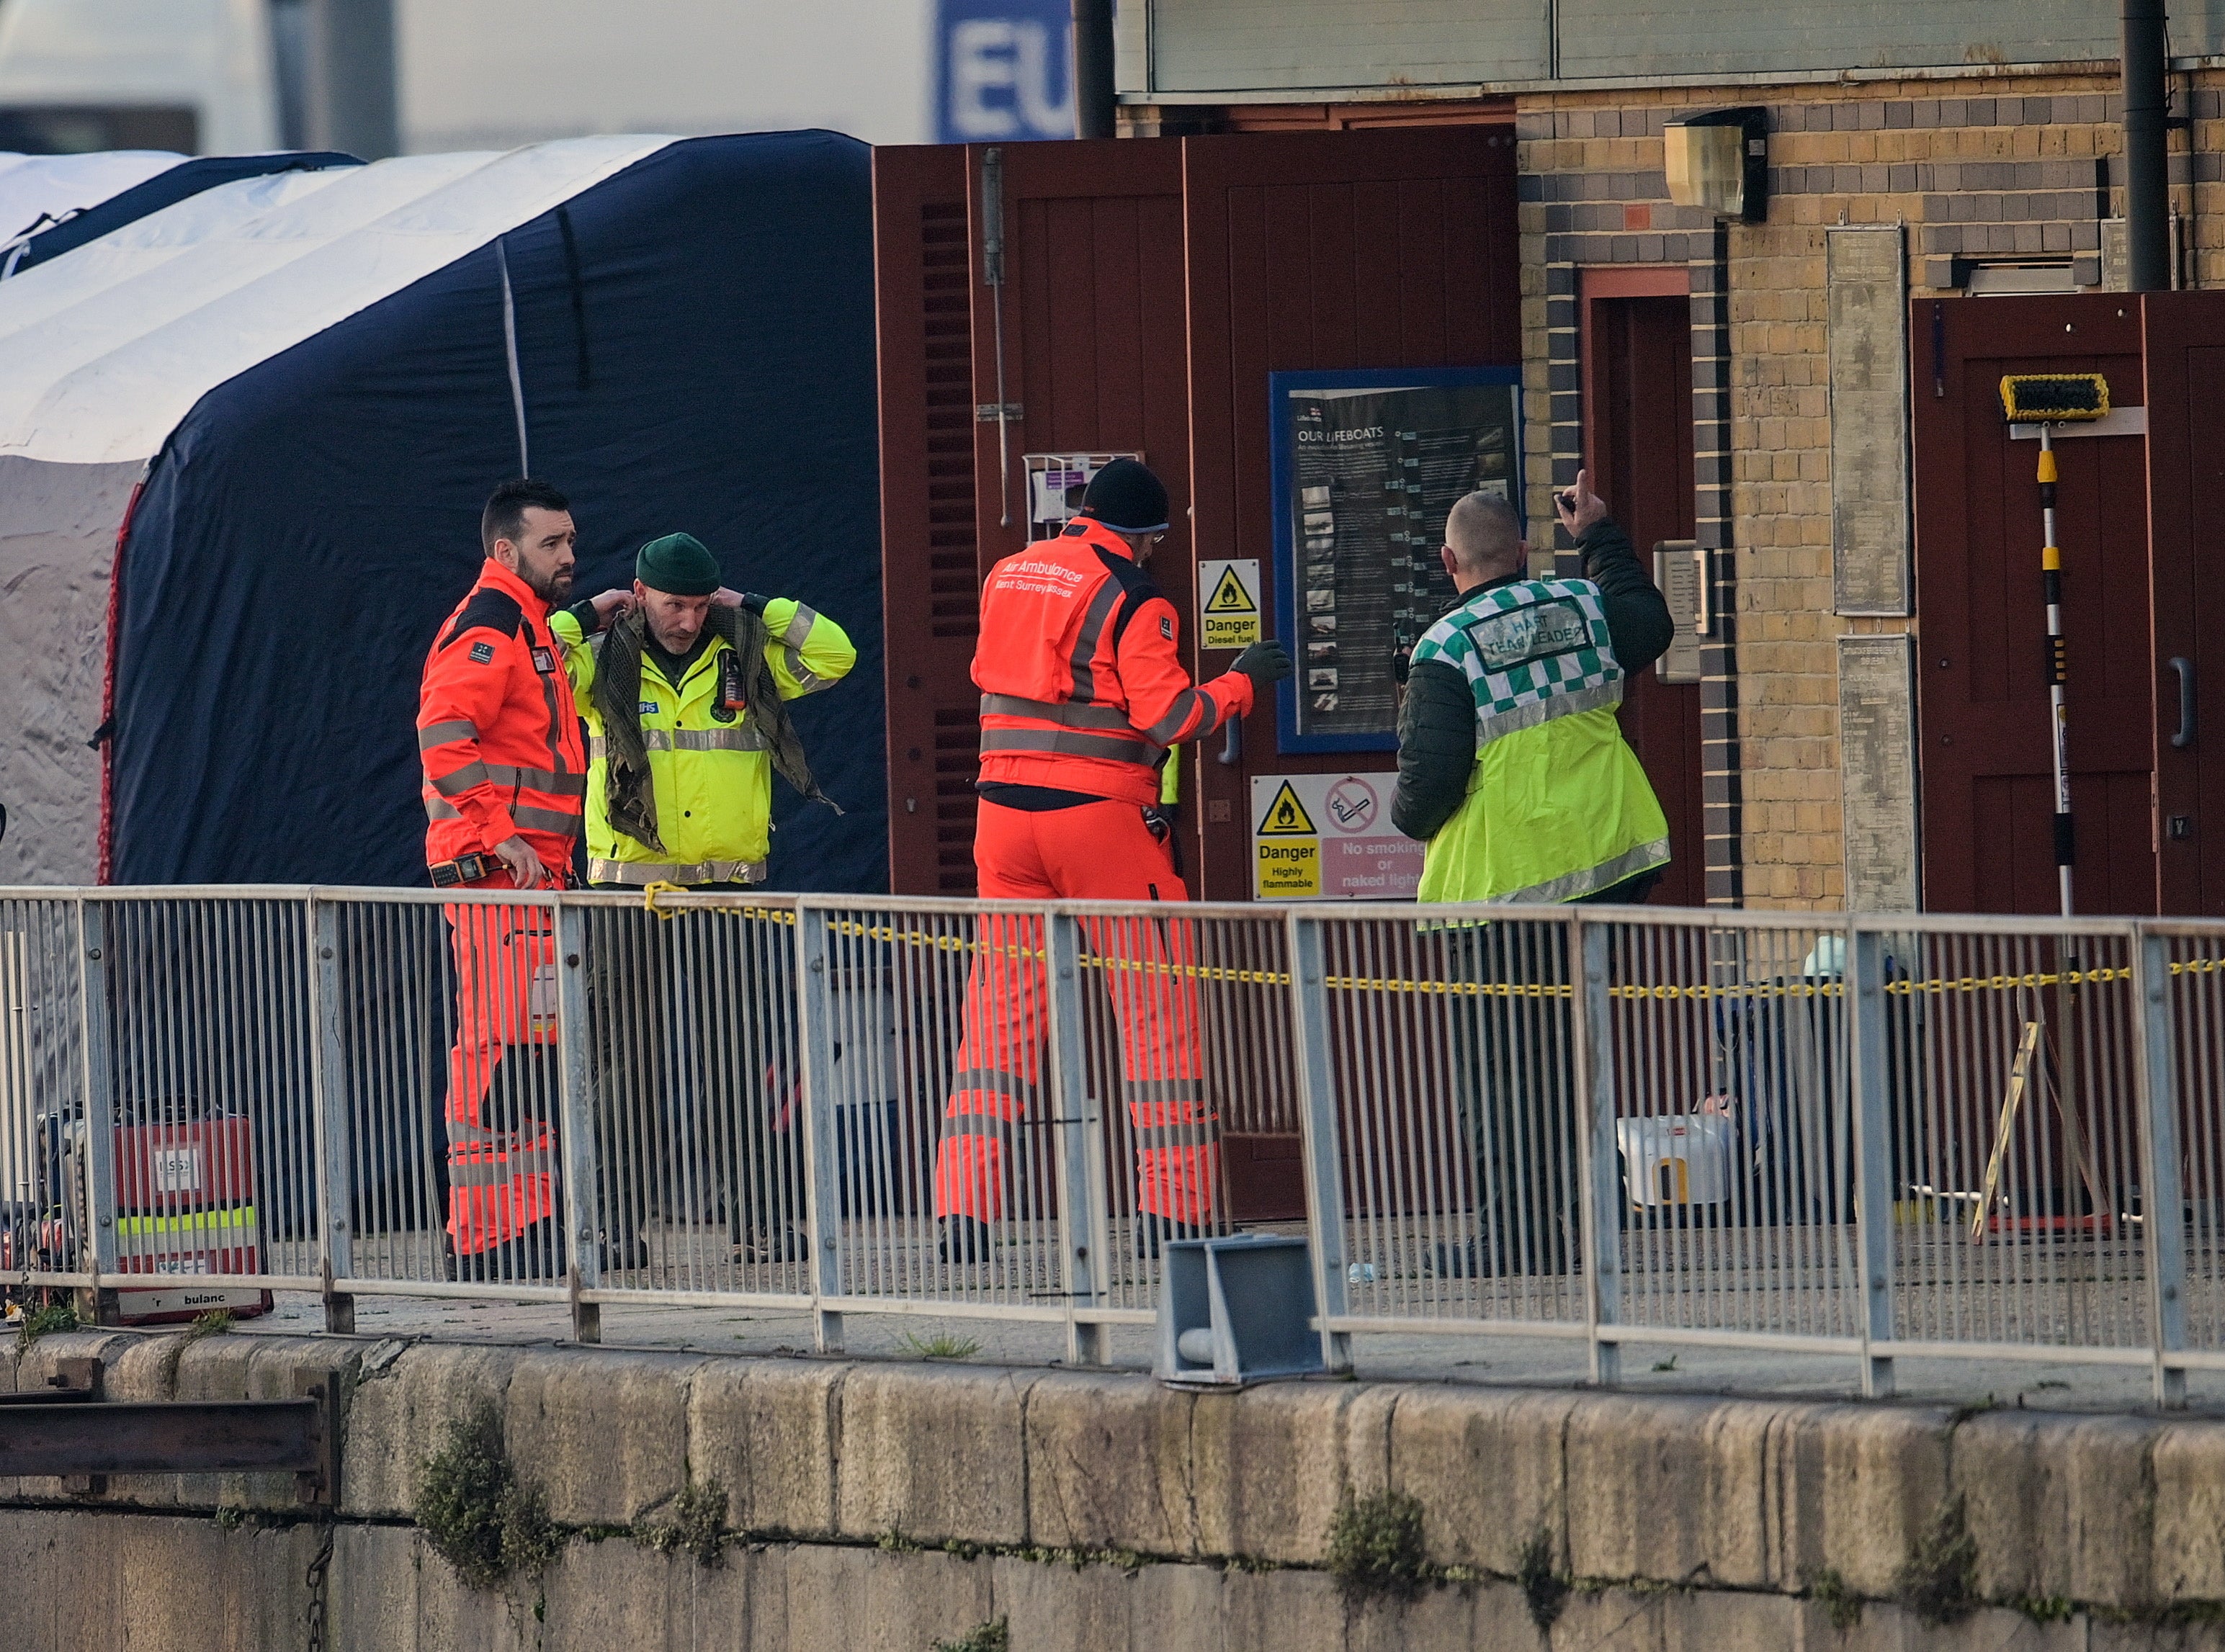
974,517,1252,805
416,559,588,871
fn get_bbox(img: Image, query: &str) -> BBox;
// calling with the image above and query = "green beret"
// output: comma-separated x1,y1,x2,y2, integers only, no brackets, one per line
635,531,722,596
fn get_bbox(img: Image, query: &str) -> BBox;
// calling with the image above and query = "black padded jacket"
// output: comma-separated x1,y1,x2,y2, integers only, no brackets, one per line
1390,518,1675,843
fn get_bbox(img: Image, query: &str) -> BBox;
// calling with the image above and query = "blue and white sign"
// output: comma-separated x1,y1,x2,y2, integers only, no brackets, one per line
936,0,1074,143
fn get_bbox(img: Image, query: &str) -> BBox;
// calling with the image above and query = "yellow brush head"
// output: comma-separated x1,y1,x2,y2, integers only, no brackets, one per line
2000,373,2110,423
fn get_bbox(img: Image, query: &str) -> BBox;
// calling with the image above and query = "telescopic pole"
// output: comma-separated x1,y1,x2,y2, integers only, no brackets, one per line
2038,427,2075,917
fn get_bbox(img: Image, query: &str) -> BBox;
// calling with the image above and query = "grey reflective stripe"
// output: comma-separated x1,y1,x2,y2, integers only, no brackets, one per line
483,763,588,795
781,603,819,649
512,804,583,835
444,1121,508,1145
1067,580,1121,702
672,727,767,751
951,1068,1037,1100
942,1113,1016,1137
1122,1078,1207,1103
979,693,1135,732
979,727,1159,765
587,727,769,758
1130,1123,1217,1146
532,628,570,780
789,662,833,694
431,760,490,797
1142,688,1206,745
446,1152,555,1186
1474,681,1626,753
588,856,766,886
418,719,478,750
424,795,462,822
1497,835,1672,904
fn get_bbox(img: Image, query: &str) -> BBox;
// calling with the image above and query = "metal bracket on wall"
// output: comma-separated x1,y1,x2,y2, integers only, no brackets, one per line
0,1365,341,1505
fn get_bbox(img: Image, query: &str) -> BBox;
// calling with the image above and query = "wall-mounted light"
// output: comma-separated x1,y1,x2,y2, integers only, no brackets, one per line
1664,107,1770,223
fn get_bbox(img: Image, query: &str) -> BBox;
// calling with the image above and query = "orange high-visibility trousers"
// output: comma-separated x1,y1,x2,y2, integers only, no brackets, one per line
933,799,1219,1225
443,892,559,1256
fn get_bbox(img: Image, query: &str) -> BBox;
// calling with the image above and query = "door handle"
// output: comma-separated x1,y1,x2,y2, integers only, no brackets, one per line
1219,715,1243,767
2170,656,2197,749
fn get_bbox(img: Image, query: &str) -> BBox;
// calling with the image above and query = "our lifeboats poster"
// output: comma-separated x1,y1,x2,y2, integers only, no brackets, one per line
1266,365,1524,755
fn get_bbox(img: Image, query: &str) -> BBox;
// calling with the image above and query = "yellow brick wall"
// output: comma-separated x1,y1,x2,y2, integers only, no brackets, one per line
1513,68,2204,910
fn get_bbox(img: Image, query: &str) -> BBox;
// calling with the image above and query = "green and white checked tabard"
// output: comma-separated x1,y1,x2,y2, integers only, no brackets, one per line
1409,577,1670,904
1410,577,1623,748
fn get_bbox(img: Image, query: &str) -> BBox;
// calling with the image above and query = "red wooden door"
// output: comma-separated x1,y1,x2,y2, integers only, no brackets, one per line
1582,275,1704,907
1182,126,1523,900
2141,292,2225,915
874,145,987,895
1912,295,2155,915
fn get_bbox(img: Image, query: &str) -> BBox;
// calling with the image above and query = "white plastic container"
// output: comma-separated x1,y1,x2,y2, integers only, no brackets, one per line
1616,1114,1736,1208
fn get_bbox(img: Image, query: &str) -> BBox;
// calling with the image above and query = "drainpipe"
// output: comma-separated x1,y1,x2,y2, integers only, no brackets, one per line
1072,0,1116,139
2123,0,2171,290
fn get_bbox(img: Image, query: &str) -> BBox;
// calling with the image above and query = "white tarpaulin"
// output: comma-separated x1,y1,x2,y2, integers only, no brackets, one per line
0,134,677,883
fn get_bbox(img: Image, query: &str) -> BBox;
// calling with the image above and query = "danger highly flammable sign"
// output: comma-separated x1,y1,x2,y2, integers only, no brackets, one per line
1197,559,1261,650
1250,773,1425,902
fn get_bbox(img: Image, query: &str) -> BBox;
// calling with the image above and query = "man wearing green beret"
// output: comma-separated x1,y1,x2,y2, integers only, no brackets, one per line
552,531,856,1275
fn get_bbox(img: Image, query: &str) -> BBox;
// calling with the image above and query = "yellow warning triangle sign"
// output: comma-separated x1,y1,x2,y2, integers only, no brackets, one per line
1256,781,1317,836
1205,565,1257,614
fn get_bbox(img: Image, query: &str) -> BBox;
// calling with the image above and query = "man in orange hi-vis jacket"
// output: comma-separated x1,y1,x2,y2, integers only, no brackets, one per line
417,478,626,1282
934,458,1293,1262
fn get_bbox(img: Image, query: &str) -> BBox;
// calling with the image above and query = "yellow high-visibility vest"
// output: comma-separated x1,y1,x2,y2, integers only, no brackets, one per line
550,599,855,885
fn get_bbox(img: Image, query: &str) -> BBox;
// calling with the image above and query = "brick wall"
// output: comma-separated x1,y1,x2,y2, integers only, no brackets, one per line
1514,70,2205,910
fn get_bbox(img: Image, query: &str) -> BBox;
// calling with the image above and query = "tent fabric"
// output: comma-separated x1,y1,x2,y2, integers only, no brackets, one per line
101,130,885,892
0,150,181,243
2,150,359,274
0,454,143,884
1,134,676,466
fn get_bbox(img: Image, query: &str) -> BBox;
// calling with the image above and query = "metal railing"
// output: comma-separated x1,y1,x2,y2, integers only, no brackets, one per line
3,886,2220,1402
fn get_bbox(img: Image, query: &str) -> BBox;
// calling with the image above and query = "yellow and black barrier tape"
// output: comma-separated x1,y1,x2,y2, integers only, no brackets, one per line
632,890,2225,1001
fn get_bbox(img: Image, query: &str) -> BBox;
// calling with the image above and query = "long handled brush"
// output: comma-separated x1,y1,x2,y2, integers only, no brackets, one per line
1999,373,2110,917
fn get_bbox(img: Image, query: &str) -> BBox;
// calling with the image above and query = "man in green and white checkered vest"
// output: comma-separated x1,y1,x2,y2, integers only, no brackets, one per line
1392,471,1672,904
1392,472,1673,1279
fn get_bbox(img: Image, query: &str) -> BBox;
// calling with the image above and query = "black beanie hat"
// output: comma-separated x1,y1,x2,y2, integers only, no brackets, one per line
1080,458,1170,534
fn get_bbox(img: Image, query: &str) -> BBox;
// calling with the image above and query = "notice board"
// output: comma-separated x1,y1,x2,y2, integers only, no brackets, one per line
1268,367,1523,753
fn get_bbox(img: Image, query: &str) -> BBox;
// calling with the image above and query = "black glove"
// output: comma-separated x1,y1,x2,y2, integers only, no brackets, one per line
736,591,769,615
1142,804,1182,876
1232,637,1293,690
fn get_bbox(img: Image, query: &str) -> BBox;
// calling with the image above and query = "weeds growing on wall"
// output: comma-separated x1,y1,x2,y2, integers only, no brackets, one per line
933,1617,1008,1652
415,1402,560,1591
1896,1493,1979,1626
637,1476,729,1568
1327,1490,1431,1602
1807,1566,1862,1630
1517,1527,1570,1633
14,1301,76,1352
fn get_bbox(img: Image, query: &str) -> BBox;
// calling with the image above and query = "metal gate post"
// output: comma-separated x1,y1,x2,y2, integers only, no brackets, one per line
554,898,600,1345
1848,925,1897,1399
1287,912,1351,1373
74,899,119,1325
308,899,356,1335
795,903,844,1354
1044,911,1108,1365
2132,926,2190,1408
1570,915,1621,1388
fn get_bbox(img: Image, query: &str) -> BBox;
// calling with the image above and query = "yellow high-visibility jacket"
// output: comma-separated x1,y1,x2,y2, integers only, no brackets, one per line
550,599,855,886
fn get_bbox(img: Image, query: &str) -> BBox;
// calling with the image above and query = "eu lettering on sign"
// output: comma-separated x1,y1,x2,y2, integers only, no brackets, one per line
936,0,1074,142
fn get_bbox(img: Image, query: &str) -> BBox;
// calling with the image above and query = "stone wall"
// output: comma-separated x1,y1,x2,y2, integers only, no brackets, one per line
10,1329,2225,1648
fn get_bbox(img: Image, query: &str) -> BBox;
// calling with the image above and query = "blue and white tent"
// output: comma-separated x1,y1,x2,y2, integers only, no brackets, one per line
0,131,885,892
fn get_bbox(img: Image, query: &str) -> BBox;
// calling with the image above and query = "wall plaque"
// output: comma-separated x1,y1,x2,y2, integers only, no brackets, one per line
1828,225,1912,616
1837,632,1920,912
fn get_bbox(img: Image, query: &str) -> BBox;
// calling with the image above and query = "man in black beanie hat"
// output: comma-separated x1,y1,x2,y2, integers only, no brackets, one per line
932,457,1293,1263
